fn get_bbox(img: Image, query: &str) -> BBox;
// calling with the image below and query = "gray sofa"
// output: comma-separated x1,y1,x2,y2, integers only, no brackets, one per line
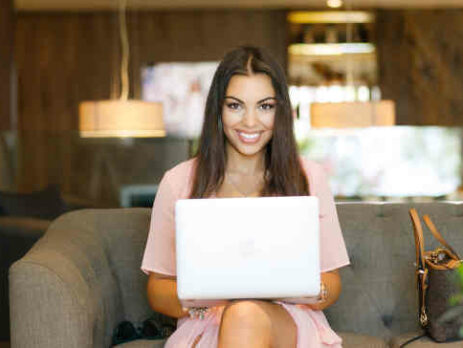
8,203,463,347
0,186,94,342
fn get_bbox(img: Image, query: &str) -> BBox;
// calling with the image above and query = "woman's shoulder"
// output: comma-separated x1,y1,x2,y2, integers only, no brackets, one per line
299,156,325,177
165,158,197,178
298,156,331,197
162,158,197,196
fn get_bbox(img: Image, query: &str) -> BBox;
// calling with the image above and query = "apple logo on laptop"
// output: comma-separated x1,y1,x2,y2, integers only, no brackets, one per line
239,239,257,258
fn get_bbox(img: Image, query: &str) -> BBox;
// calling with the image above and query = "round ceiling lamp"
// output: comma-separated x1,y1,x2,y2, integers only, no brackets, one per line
311,0,395,128
327,0,343,9
78,0,165,138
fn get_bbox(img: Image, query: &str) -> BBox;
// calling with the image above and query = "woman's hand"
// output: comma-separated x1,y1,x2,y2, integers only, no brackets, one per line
305,270,342,311
275,270,342,311
181,299,230,311
147,272,189,318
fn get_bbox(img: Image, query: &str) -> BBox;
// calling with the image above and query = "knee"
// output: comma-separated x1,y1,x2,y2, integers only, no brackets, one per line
221,300,272,330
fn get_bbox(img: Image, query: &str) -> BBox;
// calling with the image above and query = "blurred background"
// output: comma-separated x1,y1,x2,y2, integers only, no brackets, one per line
2,0,463,210
4,0,463,344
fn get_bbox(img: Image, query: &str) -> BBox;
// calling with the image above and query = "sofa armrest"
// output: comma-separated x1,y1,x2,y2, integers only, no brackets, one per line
9,253,93,347
9,212,124,348
0,217,49,340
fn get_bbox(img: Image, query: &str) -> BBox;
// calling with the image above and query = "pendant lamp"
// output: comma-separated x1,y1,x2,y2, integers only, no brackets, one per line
311,100,395,128
79,0,165,138
310,1,395,128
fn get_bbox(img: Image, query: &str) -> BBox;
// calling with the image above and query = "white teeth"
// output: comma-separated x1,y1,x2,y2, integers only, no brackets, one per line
239,132,259,139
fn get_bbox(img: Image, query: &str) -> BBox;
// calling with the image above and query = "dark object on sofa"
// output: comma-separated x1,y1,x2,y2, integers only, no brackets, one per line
112,313,176,345
0,186,70,340
0,185,68,220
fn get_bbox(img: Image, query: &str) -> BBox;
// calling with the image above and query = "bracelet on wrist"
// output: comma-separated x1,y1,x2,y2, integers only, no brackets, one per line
319,281,328,302
188,307,209,320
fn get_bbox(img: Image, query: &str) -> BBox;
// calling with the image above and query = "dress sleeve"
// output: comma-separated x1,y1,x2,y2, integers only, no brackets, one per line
141,171,177,276
305,160,350,273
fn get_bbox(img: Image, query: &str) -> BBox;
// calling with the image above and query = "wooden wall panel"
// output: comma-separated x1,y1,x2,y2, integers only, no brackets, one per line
16,10,286,133
0,0,13,130
376,10,463,126
14,10,287,199
16,13,120,132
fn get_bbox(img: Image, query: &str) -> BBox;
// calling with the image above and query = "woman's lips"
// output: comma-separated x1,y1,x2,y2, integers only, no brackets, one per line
236,130,262,144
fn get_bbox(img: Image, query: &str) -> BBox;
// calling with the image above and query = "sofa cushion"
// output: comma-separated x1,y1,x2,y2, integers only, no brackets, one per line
340,332,388,347
391,332,463,347
0,186,68,219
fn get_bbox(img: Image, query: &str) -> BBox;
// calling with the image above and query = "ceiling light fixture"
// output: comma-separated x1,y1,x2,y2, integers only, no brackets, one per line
289,42,375,56
327,0,343,9
79,0,165,138
311,0,395,128
287,11,373,24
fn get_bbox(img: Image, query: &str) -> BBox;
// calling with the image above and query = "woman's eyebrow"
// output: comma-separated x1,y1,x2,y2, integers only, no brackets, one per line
224,96,244,103
257,97,277,103
224,96,276,103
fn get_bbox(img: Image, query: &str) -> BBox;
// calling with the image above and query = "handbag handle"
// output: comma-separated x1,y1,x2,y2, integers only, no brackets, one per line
409,209,426,270
422,214,461,261
409,208,429,327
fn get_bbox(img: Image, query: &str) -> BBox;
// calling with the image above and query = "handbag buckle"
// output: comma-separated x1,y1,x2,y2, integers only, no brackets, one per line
420,310,428,327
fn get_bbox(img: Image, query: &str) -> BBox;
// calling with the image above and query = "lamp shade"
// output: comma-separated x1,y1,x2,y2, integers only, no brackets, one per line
311,100,395,128
79,100,165,138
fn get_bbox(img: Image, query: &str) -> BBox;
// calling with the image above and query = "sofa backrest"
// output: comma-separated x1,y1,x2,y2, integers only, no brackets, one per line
327,202,463,339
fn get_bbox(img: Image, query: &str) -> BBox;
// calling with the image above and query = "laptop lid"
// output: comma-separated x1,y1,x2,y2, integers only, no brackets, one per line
175,196,320,306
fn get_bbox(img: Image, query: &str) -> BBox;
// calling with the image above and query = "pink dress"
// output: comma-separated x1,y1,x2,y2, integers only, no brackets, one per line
141,157,350,348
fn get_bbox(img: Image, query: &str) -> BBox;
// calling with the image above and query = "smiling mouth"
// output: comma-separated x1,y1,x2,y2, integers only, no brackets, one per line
236,130,262,144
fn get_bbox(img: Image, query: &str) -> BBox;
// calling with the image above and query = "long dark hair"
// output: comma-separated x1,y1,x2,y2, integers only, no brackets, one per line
190,46,309,198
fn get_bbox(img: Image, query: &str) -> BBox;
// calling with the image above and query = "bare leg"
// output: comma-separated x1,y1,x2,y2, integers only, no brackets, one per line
217,300,297,348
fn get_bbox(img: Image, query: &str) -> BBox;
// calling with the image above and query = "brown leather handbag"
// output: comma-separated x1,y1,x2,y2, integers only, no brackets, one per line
409,208,463,342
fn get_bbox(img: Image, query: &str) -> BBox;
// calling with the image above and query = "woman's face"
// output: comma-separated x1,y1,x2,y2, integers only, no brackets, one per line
222,73,276,158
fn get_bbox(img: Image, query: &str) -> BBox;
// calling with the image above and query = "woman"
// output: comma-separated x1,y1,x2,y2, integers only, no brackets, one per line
141,46,350,347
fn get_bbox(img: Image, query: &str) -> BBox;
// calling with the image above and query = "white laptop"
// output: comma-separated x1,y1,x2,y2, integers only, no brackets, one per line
175,196,320,308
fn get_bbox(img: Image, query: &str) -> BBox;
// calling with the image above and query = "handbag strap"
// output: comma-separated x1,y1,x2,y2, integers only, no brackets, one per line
409,209,426,270
409,208,429,327
422,214,461,261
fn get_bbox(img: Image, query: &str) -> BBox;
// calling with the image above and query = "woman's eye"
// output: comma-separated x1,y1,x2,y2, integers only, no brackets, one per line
226,103,242,111
259,103,275,111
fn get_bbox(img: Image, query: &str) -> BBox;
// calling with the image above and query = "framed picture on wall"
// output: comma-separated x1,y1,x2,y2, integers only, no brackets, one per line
142,62,219,138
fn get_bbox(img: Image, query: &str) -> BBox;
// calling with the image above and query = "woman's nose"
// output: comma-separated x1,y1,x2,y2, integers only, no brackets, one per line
242,108,258,127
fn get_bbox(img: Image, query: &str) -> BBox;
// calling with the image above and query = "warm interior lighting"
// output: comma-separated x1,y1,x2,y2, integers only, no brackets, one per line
311,101,395,128
287,11,374,24
79,100,165,138
327,0,343,9
289,43,375,56
79,0,165,138
291,5,394,130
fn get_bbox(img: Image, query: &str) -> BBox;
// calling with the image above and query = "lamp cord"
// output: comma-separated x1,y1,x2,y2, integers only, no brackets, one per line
345,0,354,88
118,0,129,101
344,0,377,124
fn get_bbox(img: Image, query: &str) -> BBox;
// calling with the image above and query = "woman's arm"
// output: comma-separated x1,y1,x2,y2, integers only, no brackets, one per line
305,269,342,311
146,272,189,319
